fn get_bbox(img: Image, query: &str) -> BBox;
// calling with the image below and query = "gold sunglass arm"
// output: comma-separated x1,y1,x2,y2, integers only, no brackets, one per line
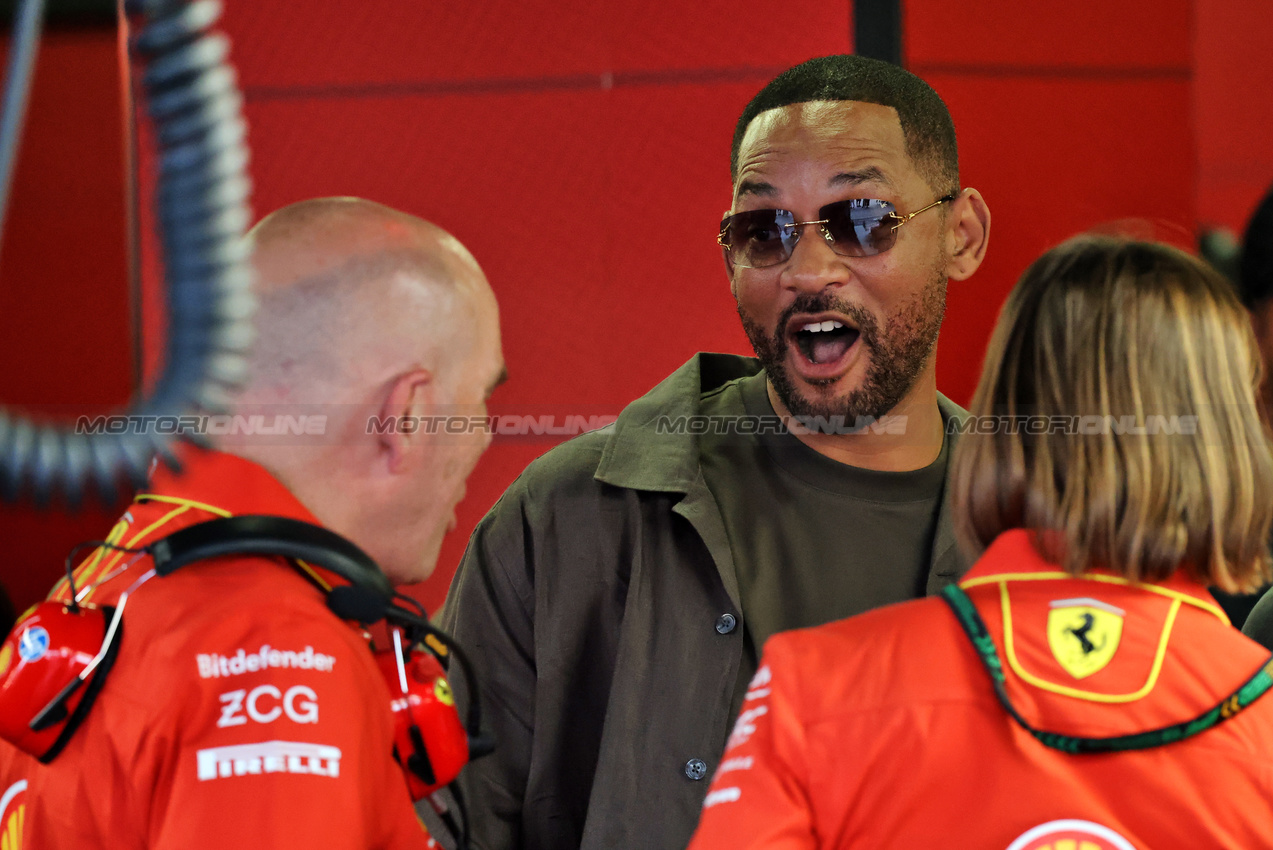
891,193,957,228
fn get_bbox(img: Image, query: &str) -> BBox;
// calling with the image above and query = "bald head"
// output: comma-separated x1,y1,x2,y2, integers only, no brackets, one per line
221,197,506,585
249,197,471,291
241,197,496,404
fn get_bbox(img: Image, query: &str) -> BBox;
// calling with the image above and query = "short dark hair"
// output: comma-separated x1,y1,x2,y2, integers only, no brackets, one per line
1240,182,1273,307
731,55,959,196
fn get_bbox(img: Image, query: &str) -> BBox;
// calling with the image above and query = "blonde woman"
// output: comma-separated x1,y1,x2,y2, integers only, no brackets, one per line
687,235,1273,850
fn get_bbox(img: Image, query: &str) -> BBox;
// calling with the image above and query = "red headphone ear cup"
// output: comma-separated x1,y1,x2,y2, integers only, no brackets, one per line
0,602,118,761
376,647,470,800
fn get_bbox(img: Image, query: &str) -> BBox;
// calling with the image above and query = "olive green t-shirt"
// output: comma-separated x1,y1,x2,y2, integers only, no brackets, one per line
699,370,949,688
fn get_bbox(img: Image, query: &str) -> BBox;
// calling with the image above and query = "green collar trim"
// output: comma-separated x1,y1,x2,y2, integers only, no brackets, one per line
941,583,1273,753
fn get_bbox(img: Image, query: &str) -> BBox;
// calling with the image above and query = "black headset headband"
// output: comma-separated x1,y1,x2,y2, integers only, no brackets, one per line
150,514,391,594
148,515,395,623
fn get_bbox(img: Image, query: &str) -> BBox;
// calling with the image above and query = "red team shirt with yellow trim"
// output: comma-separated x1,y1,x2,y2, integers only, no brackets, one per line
687,530,1273,850
0,448,435,849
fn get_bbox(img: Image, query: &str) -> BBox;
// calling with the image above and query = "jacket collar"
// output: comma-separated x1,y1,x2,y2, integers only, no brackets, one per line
595,353,760,493
141,443,321,524
136,445,358,591
963,529,1228,621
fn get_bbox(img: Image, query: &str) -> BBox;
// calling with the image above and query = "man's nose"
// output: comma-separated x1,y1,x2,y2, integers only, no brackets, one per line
782,222,848,293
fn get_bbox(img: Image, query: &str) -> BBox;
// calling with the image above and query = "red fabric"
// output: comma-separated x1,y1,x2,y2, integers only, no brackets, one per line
687,529,1273,849
0,446,434,849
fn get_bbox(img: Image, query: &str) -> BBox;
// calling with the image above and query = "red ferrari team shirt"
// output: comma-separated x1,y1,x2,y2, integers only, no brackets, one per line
0,447,435,849
688,529,1273,850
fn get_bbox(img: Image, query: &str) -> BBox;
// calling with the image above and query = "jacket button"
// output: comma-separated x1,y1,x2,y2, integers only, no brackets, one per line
715,613,737,634
685,758,708,780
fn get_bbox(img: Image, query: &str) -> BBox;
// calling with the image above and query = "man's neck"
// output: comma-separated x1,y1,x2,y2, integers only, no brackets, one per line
765,378,945,472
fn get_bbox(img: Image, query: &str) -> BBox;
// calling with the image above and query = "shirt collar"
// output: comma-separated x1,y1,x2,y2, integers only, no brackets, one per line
141,443,319,523
137,444,359,591
595,352,762,493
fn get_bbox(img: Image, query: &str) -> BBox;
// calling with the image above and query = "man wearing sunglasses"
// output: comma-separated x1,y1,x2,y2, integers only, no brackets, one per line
439,55,990,850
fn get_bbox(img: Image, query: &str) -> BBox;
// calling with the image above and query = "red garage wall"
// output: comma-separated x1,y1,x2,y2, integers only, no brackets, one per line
909,0,1196,406
3,1,1258,618
0,27,130,615
1195,0,1273,234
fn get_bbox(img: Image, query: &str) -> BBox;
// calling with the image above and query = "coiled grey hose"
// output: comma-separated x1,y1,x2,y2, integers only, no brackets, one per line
0,0,254,506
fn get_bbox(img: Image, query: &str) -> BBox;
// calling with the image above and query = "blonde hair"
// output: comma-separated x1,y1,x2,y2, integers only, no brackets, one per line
952,235,1273,592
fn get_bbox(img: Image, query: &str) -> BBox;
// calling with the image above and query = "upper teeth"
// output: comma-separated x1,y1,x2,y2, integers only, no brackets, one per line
801,320,844,333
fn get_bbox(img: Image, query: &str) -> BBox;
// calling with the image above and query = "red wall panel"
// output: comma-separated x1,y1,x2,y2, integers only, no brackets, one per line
0,31,131,408
0,29,130,614
1194,0,1273,232
224,2,851,89
908,0,1191,72
908,0,1195,407
931,75,1195,404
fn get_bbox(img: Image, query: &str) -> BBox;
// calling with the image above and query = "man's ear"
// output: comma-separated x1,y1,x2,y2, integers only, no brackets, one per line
376,368,433,473
945,188,991,282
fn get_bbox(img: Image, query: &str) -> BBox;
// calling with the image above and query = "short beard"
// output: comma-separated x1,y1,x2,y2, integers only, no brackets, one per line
737,264,947,425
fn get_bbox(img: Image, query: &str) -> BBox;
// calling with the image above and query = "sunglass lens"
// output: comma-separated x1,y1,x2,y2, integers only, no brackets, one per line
722,210,795,268
822,199,898,257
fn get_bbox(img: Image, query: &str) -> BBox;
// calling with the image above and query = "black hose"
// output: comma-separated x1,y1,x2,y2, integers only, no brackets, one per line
0,0,253,506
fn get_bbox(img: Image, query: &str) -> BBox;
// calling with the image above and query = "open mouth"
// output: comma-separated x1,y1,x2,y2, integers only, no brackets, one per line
792,319,861,366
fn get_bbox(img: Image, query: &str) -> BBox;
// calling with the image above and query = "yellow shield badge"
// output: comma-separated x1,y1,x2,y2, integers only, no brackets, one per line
1046,598,1125,679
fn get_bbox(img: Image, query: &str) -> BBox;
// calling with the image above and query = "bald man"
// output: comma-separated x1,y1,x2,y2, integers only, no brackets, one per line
0,197,504,850
228,197,505,586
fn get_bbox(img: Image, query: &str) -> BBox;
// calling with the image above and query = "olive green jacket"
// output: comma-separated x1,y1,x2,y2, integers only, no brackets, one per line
437,352,971,850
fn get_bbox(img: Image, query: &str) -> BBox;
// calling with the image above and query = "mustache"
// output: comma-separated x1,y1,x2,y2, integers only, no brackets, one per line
774,293,877,347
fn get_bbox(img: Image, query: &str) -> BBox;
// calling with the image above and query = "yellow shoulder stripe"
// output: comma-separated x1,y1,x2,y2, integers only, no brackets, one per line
78,505,192,604
49,517,129,601
134,493,233,518
75,495,233,604
960,570,1229,624
998,581,1180,704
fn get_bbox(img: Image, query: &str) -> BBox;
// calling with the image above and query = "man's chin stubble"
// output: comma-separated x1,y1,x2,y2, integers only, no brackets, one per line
742,261,948,425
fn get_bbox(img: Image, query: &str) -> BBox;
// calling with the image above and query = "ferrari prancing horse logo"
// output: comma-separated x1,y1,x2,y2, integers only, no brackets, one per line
1046,598,1125,679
